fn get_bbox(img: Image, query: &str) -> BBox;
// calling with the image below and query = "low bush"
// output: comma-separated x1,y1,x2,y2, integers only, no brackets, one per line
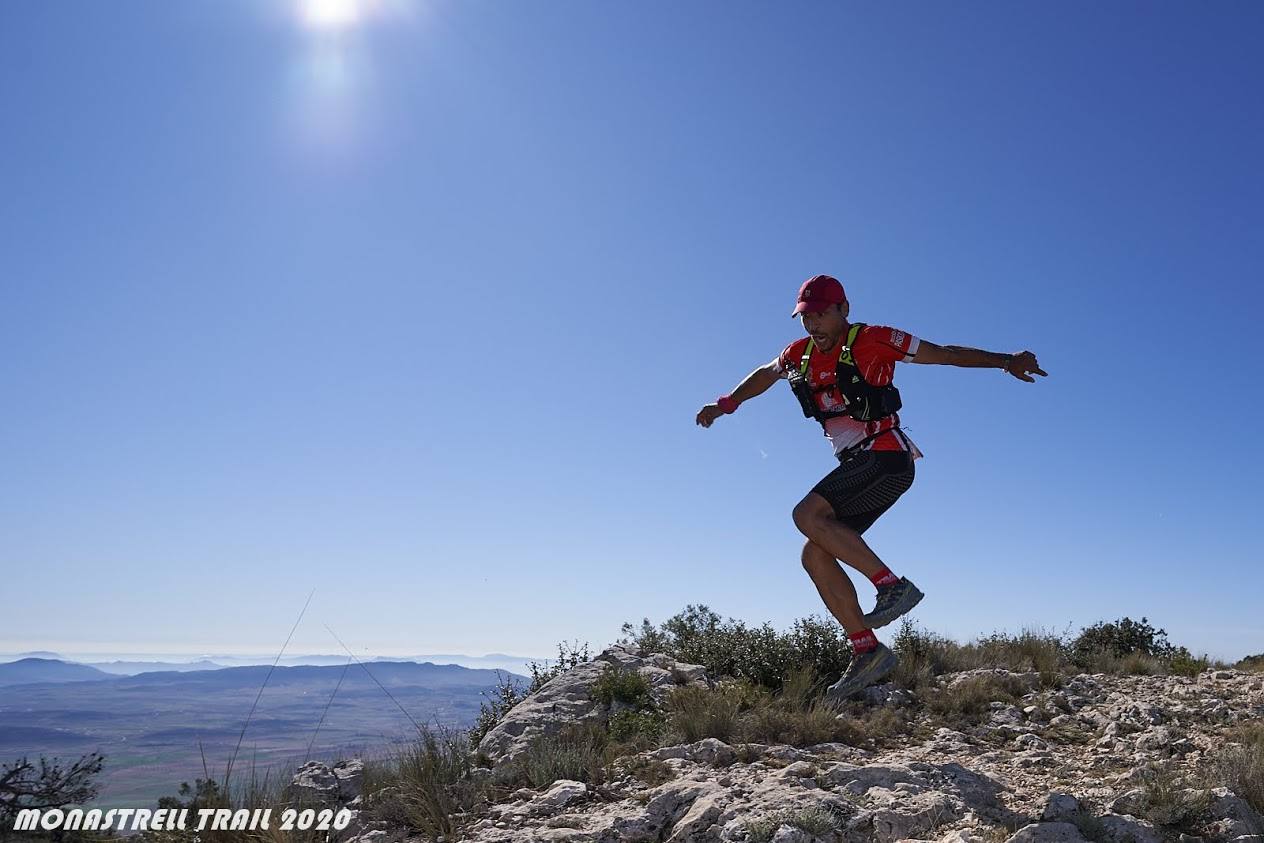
592,665,653,709
491,720,609,792
620,605,850,690
1236,653,1264,672
1133,766,1213,832
745,805,846,842
607,709,667,745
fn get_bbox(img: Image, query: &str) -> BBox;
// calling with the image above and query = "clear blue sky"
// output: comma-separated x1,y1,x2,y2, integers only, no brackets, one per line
2,1,1261,662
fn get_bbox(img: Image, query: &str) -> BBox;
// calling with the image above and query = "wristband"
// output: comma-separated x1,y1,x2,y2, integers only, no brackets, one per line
717,394,739,414
1000,354,1013,373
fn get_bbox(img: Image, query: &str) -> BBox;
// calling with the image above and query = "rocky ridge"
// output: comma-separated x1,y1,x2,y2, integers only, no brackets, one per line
290,644,1264,843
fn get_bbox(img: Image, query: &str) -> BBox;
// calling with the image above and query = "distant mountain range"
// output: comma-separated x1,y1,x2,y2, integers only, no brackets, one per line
87,659,227,675
0,651,540,677
0,658,114,687
0,658,528,811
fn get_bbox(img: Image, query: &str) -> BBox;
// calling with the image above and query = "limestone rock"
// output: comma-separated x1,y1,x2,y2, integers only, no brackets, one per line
476,643,711,766
1095,813,1164,843
1041,793,1082,823
288,759,363,805
530,779,587,814
1005,821,1090,843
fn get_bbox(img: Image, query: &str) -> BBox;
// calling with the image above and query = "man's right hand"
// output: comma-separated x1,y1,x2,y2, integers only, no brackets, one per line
696,404,725,428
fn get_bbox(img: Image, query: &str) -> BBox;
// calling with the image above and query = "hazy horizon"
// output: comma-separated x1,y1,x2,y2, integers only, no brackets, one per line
3,610,1257,665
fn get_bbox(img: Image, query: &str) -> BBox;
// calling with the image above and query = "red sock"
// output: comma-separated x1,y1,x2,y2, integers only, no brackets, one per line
848,629,878,654
869,566,899,587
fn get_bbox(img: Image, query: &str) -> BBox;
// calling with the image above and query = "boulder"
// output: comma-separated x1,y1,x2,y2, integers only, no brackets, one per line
476,644,711,766
1041,794,1082,823
1095,813,1164,843
288,759,364,805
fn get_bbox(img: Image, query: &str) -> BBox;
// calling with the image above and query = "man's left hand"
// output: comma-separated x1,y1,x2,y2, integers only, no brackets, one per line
1004,351,1047,382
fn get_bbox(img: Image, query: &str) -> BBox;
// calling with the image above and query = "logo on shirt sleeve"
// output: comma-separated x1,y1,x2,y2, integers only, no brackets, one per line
891,330,906,347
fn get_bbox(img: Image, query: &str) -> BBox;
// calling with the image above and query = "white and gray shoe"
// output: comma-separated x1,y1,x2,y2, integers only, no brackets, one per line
863,577,924,629
825,643,899,703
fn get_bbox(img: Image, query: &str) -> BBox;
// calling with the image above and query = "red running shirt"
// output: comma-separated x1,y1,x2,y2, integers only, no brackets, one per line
772,324,925,459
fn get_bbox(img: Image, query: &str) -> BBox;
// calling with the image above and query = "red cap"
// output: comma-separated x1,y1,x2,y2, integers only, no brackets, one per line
791,274,847,317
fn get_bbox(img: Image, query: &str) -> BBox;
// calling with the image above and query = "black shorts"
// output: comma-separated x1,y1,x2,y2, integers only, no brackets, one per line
809,448,916,534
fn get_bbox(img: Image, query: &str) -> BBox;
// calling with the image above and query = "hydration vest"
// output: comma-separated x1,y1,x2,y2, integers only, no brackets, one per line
786,322,903,425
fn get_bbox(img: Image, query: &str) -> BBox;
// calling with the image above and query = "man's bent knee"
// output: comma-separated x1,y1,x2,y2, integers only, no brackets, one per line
792,493,835,535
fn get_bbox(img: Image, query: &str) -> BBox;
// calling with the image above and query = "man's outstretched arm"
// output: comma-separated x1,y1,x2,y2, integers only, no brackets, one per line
911,341,1048,383
696,358,782,428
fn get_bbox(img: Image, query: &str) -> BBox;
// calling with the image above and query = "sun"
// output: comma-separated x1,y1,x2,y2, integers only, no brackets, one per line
300,0,361,30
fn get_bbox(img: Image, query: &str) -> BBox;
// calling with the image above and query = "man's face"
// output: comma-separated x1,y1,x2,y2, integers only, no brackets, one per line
800,303,847,349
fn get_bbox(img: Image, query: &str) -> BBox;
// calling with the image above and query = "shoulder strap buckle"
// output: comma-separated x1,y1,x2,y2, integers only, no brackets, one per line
798,339,814,377
839,323,864,366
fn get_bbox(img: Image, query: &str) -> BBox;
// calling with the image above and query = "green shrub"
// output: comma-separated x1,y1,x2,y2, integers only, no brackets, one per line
592,665,653,709
607,709,666,745
1169,651,1216,677
1071,617,1176,664
1236,653,1264,672
658,664,911,750
620,605,849,690
469,670,528,751
1063,617,1221,677
626,608,1209,691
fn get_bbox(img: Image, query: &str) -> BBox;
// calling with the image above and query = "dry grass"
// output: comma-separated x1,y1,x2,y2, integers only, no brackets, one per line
365,726,485,841
1133,766,1213,832
137,754,341,843
662,665,912,750
744,804,846,842
1213,724,1264,816
1043,719,1096,746
615,755,675,788
923,674,1025,727
665,684,744,744
491,720,609,792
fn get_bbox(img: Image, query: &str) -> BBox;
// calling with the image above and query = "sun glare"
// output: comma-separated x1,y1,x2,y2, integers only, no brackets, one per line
301,0,361,30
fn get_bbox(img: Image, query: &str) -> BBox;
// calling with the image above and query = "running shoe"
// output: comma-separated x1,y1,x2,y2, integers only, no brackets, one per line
825,643,899,703
863,577,924,629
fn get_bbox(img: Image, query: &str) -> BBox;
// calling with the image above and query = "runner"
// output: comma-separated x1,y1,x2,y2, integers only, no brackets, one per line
696,274,1047,702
